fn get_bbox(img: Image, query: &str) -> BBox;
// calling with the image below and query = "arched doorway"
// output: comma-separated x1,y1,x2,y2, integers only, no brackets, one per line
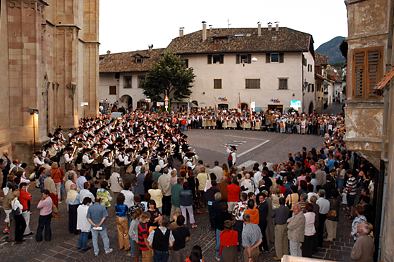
240,103,249,111
218,103,228,110
308,102,314,114
119,95,133,110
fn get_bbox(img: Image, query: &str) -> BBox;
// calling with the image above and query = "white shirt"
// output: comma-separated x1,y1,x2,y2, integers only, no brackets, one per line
64,153,73,164
316,197,330,214
120,189,135,208
124,155,132,166
253,171,262,186
103,157,113,168
110,172,123,193
304,212,316,236
82,154,94,164
77,204,91,232
240,179,255,194
210,166,223,182
79,189,95,203
33,156,44,167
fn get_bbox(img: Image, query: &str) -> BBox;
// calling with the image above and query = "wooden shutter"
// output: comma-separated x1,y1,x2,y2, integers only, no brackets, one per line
279,53,284,63
266,53,270,63
236,54,240,64
354,51,365,97
367,50,381,95
208,55,212,64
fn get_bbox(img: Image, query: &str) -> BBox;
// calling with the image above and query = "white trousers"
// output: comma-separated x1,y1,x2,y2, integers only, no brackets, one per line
22,211,32,234
289,240,302,257
180,205,195,224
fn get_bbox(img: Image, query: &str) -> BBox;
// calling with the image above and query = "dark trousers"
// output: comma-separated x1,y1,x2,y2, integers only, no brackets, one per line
207,205,214,229
153,250,169,262
36,213,52,241
317,214,327,247
14,214,26,242
259,222,269,251
162,196,171,216
68,204,79,234
302,234,315,257
1,171,8,188
78,232,89,249
228,160,233,169
234,220,244,248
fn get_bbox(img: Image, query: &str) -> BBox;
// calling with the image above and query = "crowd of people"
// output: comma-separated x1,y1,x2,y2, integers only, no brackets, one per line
0,110,376,262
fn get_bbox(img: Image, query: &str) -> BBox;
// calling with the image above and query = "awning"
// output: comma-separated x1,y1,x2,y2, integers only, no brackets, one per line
375,68,394,92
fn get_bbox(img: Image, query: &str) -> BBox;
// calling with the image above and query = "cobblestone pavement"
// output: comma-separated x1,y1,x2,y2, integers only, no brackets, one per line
0,130,352,262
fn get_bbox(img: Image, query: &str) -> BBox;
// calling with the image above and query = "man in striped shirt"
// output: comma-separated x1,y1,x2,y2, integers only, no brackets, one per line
346,170,357,208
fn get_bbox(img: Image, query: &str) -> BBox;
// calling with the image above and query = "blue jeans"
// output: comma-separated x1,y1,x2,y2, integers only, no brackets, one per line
215,229,221,258
154,250,169,262
78,232,89,249
91,228,110,255
129,239,136,257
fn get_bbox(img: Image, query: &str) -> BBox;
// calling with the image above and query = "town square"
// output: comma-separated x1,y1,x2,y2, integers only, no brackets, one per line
0,1,393,262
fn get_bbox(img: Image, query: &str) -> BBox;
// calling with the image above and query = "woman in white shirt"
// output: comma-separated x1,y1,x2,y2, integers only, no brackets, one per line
148,182,163,213
11,190,26,243
77,197,92,250
303,203,316,257
240,173,255,194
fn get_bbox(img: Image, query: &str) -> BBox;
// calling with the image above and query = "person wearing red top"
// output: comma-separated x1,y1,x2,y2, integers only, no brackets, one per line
50,162,64,202
219,220,238,262
227,179,240,212
19,182,33,236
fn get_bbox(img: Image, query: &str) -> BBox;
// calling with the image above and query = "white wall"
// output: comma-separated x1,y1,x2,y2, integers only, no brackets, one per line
185,52,305,111
98,72,146,109
302,52,316,113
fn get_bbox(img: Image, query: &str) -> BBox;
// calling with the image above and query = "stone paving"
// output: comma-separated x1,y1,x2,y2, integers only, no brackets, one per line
0,131,353,262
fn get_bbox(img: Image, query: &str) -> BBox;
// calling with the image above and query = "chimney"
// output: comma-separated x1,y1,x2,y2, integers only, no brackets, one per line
267,22,272,31
257,22,261,36
275,21,279,31
179,27,184,37
202,21,207,41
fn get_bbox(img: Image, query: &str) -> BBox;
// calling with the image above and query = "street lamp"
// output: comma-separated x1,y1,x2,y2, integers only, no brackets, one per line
81,102,89,118
29,108,39,152
164,95,169,112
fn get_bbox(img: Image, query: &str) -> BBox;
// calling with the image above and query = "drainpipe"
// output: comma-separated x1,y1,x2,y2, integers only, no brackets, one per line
377,1,394,260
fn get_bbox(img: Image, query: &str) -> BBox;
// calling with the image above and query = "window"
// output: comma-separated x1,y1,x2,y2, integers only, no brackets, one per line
278,78,288,90
308,84,311,92
352,47,383,98
266,53,284,63
245,79,260,89
181,59,189,68
307,64,313,72
311,84,314,92
208,54,224,64
236,54,252,64
138,75,145,88
124,76,132,89
109,86,116,95
135,56,143,63
214,79,222,89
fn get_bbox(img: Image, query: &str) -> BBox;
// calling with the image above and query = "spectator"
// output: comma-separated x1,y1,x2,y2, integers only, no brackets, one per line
303,203,316,257
242,214,262,262
219,220,238,262
350,222,374,262
287,203,305,257
36,189,53,242
77,197,92,251
272,197,289,261
147,215,175,262
115,193,130,251
170,215,190,262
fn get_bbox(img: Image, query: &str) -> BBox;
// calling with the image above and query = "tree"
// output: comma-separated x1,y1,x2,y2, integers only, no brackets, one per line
142,52,195,102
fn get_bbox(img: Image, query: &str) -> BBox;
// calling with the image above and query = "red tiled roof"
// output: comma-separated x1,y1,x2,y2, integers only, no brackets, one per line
99,48,165,73
315,53,328,66
167,27,313,54
375,68,394,91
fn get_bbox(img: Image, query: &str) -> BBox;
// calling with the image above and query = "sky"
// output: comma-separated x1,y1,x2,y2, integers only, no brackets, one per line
99,0,348,54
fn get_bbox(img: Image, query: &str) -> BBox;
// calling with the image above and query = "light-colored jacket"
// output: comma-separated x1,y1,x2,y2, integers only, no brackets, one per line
287,212,305,243
77,204,91,232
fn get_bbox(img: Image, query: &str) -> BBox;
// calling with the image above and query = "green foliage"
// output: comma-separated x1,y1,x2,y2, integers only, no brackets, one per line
142,52,195,102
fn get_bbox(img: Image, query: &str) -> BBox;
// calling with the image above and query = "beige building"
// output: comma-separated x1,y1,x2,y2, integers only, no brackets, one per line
99,48,164,109
344,0,394,260
0,0,99,160
99,23,316,113
167,22,315,113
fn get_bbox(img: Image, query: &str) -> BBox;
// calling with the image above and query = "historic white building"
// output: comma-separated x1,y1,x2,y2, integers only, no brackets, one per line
99,23,316,113
99,48,164,109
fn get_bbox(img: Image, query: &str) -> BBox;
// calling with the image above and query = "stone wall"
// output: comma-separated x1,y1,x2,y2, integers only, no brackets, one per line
0,0,99,162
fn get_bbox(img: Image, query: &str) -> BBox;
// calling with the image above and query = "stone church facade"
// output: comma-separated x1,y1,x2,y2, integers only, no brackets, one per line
0,0,99,159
